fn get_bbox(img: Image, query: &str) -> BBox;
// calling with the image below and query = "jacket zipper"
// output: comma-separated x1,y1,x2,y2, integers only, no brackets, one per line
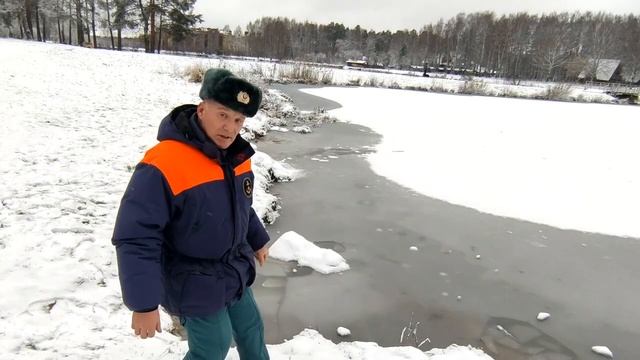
221,160,238,248
222,158,246,299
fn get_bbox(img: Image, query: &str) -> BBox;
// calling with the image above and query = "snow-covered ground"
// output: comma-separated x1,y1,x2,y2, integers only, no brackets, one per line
302,87,640,238
0,39,492,359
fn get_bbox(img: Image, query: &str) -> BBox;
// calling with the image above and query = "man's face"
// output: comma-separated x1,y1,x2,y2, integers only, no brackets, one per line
197,100,246,149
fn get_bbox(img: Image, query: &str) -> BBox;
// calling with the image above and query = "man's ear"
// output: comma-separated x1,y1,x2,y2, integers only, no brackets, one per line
196,101,207,119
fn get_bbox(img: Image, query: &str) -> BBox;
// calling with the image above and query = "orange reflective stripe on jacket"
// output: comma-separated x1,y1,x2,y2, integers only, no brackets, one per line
234,156,252,177
141,140,251,196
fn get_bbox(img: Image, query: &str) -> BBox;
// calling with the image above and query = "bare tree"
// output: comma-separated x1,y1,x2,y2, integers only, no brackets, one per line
55,0,64,42
34,0,42,41
584,12,617,81
73,0,83,45
89,0,96,47
136,0,149,51
67,0,72,44
620,15,640,83
532,14,575,80
155,0,162,52
0,0,23,37
148,0,155,52
23,0,35,38
112,0,136,50
98,0,115,48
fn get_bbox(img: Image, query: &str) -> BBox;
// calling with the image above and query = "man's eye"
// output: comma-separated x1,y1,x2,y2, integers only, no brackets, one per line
220,113,227,118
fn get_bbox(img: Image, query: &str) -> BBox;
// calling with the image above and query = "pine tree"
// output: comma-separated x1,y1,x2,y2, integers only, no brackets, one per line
161,0,200,43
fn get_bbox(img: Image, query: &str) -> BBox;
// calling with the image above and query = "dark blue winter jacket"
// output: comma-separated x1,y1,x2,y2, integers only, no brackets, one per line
112,104,270,316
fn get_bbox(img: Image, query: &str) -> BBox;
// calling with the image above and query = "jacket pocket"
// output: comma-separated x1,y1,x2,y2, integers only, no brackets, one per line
179,272,226,316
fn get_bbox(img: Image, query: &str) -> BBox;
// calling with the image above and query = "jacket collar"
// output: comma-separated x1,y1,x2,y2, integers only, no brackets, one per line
158,104,255,168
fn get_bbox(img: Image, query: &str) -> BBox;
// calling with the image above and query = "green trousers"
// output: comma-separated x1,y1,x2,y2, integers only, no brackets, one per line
181,288,269,360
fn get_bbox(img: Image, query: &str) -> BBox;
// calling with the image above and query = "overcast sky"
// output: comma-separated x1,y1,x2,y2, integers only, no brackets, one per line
194,0,639,32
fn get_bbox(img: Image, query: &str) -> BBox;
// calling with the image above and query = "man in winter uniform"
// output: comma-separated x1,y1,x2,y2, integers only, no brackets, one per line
112,68,270,360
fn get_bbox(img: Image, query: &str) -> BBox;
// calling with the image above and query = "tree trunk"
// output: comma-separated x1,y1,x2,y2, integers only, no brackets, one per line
75,0,83,46
149,0,155,53
84,0,90,45
68,0,72,44
117,27,122,50
56,0,63,43
35,2,42,41
91,0,97,48
138,0,150,52
156,5,162,54
41,12,46,41
25,0,34,39
19,14,25,39
106,0,115,50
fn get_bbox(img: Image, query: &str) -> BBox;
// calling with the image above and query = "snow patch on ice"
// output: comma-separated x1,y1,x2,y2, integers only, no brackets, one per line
293,125,312,134
269,231,350,274
591,346,613,358
537,312,551,321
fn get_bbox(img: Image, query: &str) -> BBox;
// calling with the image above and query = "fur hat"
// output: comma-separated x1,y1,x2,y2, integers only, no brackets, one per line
198,68,262,117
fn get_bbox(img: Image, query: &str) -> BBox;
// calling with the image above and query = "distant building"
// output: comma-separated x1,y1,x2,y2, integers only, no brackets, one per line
346,56,384,69
578,59,622,82
346,59,368,68
162,28,223,54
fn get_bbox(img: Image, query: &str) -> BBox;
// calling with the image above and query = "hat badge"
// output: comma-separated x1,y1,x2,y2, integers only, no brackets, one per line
237,91,250,104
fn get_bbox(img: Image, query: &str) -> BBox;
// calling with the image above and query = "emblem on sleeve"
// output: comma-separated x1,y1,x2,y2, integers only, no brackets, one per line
243,177,253,197
237,91,250,104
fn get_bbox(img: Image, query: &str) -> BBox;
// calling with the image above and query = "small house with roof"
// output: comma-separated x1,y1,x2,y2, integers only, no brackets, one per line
578,59,623,82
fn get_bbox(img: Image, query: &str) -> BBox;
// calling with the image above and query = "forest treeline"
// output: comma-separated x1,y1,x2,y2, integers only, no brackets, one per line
1,1,638,82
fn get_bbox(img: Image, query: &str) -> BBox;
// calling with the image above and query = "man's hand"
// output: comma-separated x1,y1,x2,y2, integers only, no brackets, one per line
131,309,162,339
254,246,269,267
